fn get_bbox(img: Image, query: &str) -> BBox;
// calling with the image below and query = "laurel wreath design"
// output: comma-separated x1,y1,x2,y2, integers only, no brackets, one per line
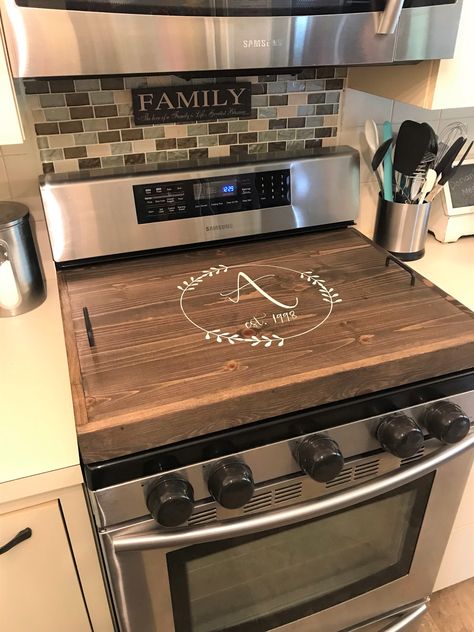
178,264,342,347
300,270,342,305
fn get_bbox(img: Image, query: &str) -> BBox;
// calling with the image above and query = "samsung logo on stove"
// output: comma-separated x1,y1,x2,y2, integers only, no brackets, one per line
206,224,234,232
242,39,283,49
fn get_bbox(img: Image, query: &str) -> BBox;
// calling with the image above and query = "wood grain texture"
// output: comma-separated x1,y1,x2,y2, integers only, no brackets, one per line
56,274,89,428
58,228,474,463
408,579,474,632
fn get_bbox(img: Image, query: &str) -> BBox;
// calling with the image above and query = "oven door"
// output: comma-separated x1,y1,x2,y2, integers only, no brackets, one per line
0,0,462,77
102,436,473,632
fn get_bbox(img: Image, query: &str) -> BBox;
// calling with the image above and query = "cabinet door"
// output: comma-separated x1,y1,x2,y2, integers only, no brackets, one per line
347,0,473,110
0,500,91,632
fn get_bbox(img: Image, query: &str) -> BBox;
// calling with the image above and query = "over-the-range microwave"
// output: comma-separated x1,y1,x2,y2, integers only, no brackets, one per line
0,0,463,77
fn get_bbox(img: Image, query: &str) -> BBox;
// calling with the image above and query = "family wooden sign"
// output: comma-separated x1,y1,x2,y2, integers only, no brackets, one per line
131,82,252,125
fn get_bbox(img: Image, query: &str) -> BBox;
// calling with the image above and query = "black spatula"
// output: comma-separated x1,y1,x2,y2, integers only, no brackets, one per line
421,122,438,157
371,137,393,192
435,136,466,177
394,120,432,176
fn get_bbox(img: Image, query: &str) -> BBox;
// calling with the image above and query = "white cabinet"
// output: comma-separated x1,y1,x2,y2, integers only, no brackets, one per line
435,463,474,591
0,15,24,145
0,476,115,632
347,1,474,110
408,236,474,591
0,500,91,632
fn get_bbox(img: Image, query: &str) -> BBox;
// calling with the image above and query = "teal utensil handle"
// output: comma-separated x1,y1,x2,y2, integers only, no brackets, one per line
383,121,394,202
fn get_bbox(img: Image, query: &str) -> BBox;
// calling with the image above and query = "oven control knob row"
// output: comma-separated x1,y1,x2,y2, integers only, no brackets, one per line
377,414,424,459
422,401,470,444
207,461,255,509
146,477,194,528
295,436,345,483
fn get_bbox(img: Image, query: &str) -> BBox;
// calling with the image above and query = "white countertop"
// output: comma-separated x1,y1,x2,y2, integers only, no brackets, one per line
0,220,79,486
410,234,474,311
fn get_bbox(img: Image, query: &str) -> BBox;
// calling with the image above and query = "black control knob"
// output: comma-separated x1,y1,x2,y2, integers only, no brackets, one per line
423,401,471,444
296,436,344,483
377,414,424,458
208,461,254,509
146,477,194,527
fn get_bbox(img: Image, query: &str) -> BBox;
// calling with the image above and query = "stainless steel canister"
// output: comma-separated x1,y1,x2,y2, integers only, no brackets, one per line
0,202,45,317
374,196,431,261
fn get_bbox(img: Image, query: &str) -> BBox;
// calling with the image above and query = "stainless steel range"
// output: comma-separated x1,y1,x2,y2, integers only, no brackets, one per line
40,148,474,632
93,388,474,632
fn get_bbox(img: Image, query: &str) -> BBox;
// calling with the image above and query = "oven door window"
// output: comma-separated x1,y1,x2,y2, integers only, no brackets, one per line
167,473,434,632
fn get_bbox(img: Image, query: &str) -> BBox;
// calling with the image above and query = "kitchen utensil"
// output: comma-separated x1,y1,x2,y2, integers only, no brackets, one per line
0,202,45,317
396,174,418,203
435,136,466,178
436,122,468,169
393,121,432,204
393,120,432,176
415,151,436,172
364,119,380,156
421,122,438,156
410,173,425,203
397,152,436,203
371,138,393,192
448,139,474,183
407,152,437,202
427,140,473,203
365,119,383,186
418,168,437,204
383,121,394,202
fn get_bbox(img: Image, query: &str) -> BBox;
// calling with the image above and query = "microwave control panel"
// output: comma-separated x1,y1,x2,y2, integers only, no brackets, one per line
133,169,291,224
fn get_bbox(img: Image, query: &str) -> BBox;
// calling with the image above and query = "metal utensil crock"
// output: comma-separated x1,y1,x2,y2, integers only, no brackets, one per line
0,202,45,317
374,196,431,261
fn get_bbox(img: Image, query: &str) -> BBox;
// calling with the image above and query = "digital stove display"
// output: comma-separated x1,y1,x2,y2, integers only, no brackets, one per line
133,169,291,224
194,179,238,200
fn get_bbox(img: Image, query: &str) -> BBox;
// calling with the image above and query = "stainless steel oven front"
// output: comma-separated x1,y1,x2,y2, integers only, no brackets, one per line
0,0,463,77
88,383,474,632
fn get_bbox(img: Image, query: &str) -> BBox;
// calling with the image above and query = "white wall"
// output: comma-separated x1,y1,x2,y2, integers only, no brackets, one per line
0,85,44,222
339,88,474,238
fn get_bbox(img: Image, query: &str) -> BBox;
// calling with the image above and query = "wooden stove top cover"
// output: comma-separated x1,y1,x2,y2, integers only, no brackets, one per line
58,228,474,463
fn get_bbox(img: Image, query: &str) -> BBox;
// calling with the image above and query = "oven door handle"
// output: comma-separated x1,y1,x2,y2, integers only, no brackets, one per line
112,434,474,552
377,0,404,34
380,602,428,632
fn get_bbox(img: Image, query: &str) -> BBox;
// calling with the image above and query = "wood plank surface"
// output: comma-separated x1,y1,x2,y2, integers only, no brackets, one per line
56,274,89,428
58,228,474,463
408,579,474,632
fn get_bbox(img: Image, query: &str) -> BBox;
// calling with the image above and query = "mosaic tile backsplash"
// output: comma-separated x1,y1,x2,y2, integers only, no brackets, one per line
23,68,346,175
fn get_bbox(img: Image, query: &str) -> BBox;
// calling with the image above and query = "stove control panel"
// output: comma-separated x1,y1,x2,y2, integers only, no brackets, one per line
133,169,291,224
89,390,473,529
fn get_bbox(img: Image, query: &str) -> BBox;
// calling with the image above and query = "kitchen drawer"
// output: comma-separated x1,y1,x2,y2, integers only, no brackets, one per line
0,500,91,632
